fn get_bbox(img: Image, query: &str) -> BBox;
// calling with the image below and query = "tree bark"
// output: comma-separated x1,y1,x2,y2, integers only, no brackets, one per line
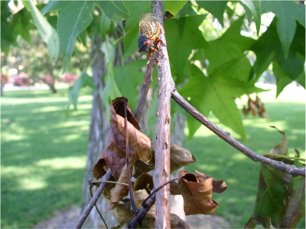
81,35,118,228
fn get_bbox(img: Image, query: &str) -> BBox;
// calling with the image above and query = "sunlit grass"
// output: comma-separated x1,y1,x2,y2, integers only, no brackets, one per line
1,87,92,229
185,84,305,227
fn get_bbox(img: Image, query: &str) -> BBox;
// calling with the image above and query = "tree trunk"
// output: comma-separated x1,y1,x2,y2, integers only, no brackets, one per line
81,35,118,228
170,113,186,220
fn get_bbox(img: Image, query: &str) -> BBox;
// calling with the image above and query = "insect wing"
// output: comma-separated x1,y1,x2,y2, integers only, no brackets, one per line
139,13,160,40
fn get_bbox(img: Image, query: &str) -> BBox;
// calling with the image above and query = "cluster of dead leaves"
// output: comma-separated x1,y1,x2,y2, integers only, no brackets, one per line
92,97,227,228
242,95,268,118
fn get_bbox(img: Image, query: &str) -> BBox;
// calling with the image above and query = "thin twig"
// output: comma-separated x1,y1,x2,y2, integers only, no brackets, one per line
171,89,305,177
124,98,138,214
134,59,156,122
89,185,108,229
74,169,112,229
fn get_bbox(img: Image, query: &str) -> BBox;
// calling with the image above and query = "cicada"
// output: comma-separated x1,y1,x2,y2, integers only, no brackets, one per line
138,13,165,59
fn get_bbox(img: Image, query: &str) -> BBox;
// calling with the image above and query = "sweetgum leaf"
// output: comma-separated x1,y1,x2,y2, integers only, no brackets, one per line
196,1,228,27
123,1,151,60
272,62,294,98
251,17,304,81
96,0,130,22
114,59,148,110
66,70,97,114
203,16,255,74
261,1,305,58
164,15,211,82
166,1,187,16
180,62,263,141
281,160,305,228
41,1,94,72
241,0,261,35
23,0,59,66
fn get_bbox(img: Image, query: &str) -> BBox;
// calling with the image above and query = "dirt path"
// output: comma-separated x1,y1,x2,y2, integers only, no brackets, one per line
33,206,230,229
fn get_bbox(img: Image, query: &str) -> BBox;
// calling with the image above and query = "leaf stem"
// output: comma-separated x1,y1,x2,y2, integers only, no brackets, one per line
262,154,305,162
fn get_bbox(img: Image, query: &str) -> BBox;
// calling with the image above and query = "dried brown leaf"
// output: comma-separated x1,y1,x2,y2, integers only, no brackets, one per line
212,180,228,193
170,181,181,195
112,200,135,224
170,213,191,229
242,105,250,116
178,170,225,215
92,97,151,208
170,144,196,173
133,152,154,178
133,173,153,193
269,126,288,156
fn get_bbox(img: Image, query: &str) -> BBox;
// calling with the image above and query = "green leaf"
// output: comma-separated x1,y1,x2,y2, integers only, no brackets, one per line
196,1,228,27
178,0,197,18
77,29,87,47
240,2,252,26
296,69,305,88
251,17,304,81
22,0,59,66
96,0,130,22
165,1,187,16
203,16,255,75
114,59,147,110
245,215,276,229
123,1,151,60
164,15,211,82
281,160,305,228
47,1,94,72
66,70,95,112
180,62,263,141
186,117,201,141
241,0,261,35
252,127,292,228
10,8,33,43
261,1,305,58
100,13,111,40
41,0,70,15
272,62,293,98
101,35,122,121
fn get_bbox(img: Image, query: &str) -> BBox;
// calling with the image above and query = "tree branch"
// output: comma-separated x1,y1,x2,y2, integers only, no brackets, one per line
74,169,112,229
152,1,175,228
134,59,156,122
171,89,305,177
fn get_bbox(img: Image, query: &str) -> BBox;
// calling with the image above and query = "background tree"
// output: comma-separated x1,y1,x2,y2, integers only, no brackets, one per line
1,0,305,228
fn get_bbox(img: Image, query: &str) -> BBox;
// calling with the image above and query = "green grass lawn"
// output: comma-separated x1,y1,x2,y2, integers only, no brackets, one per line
185,84,305,227
1,84,305,228
1,87,93,229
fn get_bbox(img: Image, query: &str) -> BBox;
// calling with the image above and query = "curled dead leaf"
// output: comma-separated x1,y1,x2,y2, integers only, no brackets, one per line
178,170,226,215
170,144,196,173
133,173,154,193
92,97,151,208
170,213,191,229
112,199,135,224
